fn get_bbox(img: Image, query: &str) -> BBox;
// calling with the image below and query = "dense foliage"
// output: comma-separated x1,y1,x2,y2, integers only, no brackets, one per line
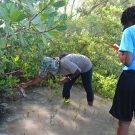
0,0,67,89
0,0,131,99
50,5,123,99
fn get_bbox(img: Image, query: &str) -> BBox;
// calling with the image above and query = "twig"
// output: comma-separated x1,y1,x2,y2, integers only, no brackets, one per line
4,69,22,75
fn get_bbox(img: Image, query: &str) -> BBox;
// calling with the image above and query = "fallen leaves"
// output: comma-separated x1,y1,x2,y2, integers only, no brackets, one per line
9,125,15,129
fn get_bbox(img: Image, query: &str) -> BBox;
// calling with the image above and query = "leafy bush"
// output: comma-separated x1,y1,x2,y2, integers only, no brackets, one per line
0,1,124,100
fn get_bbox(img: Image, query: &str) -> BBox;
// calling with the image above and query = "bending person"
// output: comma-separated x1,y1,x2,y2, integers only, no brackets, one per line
19,53,94,106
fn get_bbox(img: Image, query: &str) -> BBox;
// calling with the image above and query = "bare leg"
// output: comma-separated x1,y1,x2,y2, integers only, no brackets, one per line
117,120,131,135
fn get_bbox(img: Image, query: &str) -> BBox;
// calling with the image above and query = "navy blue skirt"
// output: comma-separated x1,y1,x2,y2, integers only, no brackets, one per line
109,70,135,122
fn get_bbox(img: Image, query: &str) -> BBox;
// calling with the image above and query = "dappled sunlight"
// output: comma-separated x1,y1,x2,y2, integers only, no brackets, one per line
21,118,40,130
69,100,81,108
77,114,91,122
56,114,79,130
20,104,51,131
0,87,135,135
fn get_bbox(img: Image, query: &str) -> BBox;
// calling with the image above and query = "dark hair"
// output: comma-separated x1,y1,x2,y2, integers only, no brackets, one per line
58,53,70,59
121,6,135,26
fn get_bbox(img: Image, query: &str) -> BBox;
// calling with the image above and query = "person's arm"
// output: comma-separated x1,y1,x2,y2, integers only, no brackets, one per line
118,51,132,66
19,72,51,88
61,69,81,83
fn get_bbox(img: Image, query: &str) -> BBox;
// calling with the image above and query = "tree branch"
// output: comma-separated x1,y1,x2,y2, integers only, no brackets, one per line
6,0,54,39
20,24,59,34
4,68,22,75
121,0,129,5
29,0,53,23
70,0,76,15
87,0,109,15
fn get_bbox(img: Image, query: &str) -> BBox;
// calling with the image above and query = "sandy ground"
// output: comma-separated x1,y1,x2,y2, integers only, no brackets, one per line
0,86,135,135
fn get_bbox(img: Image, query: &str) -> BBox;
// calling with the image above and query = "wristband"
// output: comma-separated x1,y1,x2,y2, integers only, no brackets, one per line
67,76,72,81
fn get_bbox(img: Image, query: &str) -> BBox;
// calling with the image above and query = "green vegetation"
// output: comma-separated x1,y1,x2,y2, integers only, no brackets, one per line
62,98,70,105
0,0,132,100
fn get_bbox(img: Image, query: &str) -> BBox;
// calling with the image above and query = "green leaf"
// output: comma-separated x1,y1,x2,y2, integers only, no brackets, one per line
0,38,7,49
0,28,3,32
14,14,26,22
3,26,11,34
0,50,3,57
0,80,5,85
45,32,53,39
9,27,17,40
14,56,19,62
49,0,55,5
41,13,49,20
62,98,70,104
18,33,26,46
11,10,20,21
0,6,6,19
42,34,47,45
21,19,29,28
3,26,16,39
56,25,67,31
36,27,43,32
31,16,42,24
25,0,36,14
48,31,59,37
9,3,18,15
53,1,66,8
9,74,13,79
38,2,43,11
49,11,58,17
46,17,53,28
44,7,54,14
59,14,67,23
27,109,31,114
53,90,59,96
0,20,4,25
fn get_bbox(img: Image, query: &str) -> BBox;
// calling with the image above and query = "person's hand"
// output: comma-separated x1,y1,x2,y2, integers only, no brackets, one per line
61,77,70,83
18,83,28,88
